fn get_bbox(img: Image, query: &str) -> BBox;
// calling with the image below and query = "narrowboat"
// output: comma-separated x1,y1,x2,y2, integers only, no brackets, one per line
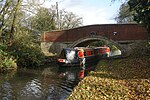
57,47,110,67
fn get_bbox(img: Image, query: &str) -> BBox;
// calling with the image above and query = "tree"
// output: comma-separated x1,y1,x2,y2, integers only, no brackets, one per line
29,5,83,32
128,0,150,33
0,0,48,44
59,10,83,30
113,0,149,38
0,0,22,45
9,0,21,45
115,2,136,23
0,0,47,68
29,7,56,33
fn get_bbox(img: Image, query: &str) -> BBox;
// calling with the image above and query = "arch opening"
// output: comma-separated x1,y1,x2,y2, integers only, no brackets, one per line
70,36,127,57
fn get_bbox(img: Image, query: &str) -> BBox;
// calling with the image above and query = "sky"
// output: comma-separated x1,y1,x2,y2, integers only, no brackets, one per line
43,0,125,25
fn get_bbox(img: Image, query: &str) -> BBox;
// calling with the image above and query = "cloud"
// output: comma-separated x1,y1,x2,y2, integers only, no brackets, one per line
62,4,116,25
45,0,84,8
60,0,84,7
43,0,117,25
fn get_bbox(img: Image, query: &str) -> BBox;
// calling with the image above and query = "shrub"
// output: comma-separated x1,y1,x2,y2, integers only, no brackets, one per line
12,43,45,67
8,31,46,68
0,44,17,72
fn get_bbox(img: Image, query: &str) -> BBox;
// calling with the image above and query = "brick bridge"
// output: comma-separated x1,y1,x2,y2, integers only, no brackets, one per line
40,24,148,56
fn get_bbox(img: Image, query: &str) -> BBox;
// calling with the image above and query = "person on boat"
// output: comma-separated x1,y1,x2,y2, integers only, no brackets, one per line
77,48,86,78
103,45,110,57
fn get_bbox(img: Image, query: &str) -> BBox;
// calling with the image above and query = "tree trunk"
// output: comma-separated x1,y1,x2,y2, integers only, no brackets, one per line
9,0,21,45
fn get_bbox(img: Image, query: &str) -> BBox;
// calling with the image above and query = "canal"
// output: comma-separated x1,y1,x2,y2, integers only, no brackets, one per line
0,63,96,100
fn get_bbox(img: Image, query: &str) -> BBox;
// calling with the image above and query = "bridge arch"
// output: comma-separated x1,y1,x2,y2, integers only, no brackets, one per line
70,36,127,56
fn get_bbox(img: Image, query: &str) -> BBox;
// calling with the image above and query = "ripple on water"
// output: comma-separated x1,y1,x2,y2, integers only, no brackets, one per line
0,67,82,100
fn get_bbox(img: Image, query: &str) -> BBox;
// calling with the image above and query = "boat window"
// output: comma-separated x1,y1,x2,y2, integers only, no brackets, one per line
86,50,94,56
94,49,99,55
91,51,94,55
99,48,104,54
86,50,91,56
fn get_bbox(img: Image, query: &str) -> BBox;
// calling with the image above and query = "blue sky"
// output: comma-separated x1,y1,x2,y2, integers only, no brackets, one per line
44,0,124,25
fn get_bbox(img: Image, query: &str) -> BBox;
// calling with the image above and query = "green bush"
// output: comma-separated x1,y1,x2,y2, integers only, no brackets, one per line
8,32,46,68
0,44,17,71
10,43,45,67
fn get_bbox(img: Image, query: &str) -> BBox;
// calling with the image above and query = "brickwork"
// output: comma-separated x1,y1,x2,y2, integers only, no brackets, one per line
41,24,148,42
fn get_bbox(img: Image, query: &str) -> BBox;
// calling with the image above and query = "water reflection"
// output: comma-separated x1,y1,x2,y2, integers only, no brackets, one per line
0,63,96,100
58,67,80,81
19,79,44,100
47,84,69,100
0,81,15,100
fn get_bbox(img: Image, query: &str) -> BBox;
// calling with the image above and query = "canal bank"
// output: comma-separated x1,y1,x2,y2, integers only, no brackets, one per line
67,56,150,99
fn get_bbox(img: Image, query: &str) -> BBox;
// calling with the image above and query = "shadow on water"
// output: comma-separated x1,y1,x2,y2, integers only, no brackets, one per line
0,62,98,100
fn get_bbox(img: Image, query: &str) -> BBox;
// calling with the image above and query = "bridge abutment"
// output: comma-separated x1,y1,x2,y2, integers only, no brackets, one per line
41,42,72,56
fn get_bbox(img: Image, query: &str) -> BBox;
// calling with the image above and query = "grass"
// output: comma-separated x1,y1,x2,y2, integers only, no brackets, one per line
67,56,150,100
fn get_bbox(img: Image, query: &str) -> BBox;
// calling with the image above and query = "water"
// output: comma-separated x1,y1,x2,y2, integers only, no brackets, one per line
0,64,84,100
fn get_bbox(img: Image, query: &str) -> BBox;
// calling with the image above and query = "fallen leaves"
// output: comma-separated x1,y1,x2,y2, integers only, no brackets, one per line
67,56,150,100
